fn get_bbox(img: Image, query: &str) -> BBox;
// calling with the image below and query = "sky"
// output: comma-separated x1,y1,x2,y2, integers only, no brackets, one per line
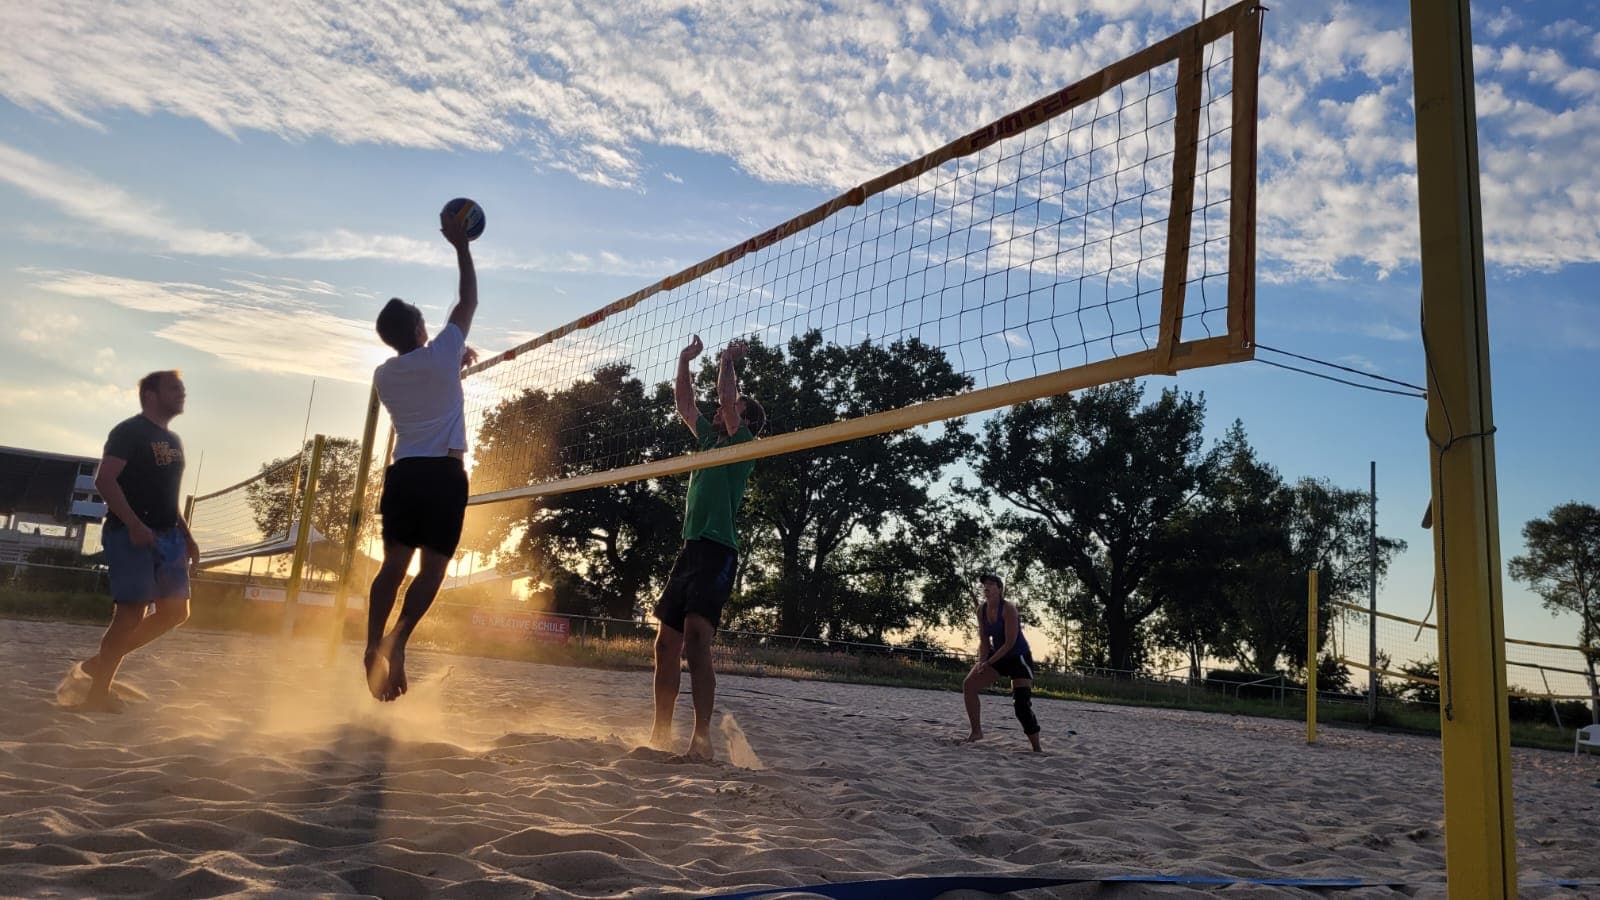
1,0,1596,653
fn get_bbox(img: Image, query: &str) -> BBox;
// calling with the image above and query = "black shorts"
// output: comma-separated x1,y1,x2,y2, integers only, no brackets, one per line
379,457,468,556
654,539,738,632
990,652,1035,681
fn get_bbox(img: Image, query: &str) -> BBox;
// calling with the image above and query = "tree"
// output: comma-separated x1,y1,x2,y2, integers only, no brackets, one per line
1156,422,1404,676
1147,503,1237,682
243,436,372,575
1508,502,1600,713
1399,656,1441,705
466,364,683,620
733,330,976,641
975,381,1210,675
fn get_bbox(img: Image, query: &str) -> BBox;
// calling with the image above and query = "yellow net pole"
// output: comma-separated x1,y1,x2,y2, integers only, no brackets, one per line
1410,1,1515,894
327,385,381,661
282,434,325,638
1307,568,1318,744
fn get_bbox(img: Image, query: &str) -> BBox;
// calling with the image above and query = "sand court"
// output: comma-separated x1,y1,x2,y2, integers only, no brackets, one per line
1,617,1596,898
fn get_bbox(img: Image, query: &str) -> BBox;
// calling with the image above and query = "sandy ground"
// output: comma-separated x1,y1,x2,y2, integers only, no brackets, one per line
1,617,1596,898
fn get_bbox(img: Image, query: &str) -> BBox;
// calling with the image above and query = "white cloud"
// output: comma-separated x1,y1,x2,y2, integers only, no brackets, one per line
0,1,1596,283
1484,7,1520,39
663,172,685,184
0,143,268,257
28,269,223,313
0,141,684,277
1336,354,1379,373
21,268,387,383
9,300,82,344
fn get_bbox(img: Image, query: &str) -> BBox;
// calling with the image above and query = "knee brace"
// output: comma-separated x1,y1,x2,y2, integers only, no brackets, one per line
1013,685,1040,736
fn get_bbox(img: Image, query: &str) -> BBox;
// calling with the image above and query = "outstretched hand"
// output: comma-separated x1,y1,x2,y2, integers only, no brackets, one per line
680,334,704,363
440,209,472,249
721,339,747,363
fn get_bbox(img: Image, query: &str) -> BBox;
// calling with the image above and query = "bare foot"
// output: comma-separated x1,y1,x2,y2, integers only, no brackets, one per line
1028,733,1043,753
649,723,673,751
363,646,389,700
959,730,983,743
381,640,409,702
687,731,714,761
69,692,126,714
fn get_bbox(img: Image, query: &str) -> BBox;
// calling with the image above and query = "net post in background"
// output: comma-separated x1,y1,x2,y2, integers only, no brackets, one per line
281,434,325,637
460,0,1265,510
328,384,382,657
1306,567,1318,745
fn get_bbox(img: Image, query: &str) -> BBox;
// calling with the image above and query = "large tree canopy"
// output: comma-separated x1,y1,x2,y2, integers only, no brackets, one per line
733,330,976,641
975,381,1210,674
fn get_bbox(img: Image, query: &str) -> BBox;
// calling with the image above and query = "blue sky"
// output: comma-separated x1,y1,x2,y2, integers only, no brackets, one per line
1,0,1596,651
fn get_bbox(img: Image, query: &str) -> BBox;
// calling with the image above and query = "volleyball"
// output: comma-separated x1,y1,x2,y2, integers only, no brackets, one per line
442,197,486,241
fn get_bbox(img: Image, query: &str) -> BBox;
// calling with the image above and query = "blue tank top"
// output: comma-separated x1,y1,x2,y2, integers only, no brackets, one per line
982,601,1029,659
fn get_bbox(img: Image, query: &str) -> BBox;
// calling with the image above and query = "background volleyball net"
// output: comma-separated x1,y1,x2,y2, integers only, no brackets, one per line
1327,599,1600,709
460,2,1263,508
187,454,305,575
187,436,379,595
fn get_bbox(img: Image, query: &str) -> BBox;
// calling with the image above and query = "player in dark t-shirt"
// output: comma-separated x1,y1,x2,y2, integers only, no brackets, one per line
57,371,200,713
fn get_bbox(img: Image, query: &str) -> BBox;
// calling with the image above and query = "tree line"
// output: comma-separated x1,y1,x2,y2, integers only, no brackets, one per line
231,330,1597,681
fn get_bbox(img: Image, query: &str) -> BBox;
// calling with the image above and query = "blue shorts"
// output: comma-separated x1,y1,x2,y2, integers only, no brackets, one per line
103,526,191,606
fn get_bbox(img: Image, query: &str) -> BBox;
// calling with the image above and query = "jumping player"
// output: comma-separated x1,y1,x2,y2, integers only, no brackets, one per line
650,335,765,759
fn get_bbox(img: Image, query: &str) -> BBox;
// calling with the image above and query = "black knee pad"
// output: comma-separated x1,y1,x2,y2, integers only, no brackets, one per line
1013,685,1040,736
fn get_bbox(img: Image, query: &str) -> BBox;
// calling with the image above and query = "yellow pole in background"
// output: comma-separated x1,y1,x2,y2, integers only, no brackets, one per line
1306,568,1318,745
327,385,381,660
283,434,325,638
1409,1,1515,895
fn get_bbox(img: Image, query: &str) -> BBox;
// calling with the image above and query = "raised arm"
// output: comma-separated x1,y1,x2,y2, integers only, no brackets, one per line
717,339,746,435
442,211,478,339
675,335,704,432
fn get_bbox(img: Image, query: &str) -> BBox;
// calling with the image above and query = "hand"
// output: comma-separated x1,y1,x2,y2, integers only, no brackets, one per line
680,334,704,363
128,522,156,548
186,538,201,567
461,345,480,369
721,339,747,363
440,209,472,250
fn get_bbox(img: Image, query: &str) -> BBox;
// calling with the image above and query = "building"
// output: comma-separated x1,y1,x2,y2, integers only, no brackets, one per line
0,445,107,564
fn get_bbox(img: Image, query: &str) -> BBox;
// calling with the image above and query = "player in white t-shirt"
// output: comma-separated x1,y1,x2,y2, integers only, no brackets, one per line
364,209,479,701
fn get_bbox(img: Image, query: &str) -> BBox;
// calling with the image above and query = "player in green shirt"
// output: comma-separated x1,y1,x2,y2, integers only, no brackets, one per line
650,335,764,760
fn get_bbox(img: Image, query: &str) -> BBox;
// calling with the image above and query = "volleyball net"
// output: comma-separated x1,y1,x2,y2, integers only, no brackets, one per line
1328,599,1600,706
460,2,1264,507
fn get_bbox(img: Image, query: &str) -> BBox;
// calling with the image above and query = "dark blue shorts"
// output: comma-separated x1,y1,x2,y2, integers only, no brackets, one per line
103,526,190,606
654,539,737,632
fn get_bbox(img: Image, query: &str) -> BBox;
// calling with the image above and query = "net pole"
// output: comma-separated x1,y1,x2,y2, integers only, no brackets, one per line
1410,1,1515,894
1368,461,1378,724
1306,568,1319,744
282,434,326,638
327,385,381,661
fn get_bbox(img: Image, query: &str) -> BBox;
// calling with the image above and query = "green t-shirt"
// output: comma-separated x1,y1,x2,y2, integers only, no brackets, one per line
682,415,756,549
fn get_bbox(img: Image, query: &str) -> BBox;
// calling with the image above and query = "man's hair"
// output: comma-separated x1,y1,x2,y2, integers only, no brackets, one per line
138,370,180,399
741,395,766,435
376,298,422,351
979,572,1004,595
